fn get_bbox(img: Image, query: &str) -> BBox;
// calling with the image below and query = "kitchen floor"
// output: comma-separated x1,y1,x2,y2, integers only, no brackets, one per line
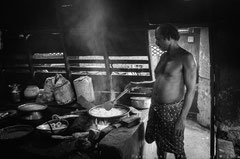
142,118,210,159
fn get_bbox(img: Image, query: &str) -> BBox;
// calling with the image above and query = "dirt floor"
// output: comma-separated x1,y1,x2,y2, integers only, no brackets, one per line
168,119,210,159
143,118,210,159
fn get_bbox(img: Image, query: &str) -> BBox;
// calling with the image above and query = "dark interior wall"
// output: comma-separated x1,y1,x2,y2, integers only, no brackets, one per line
212,21,240,121
210,1,240,121
0,0,57,30
0,0,213,30
147,0,212,24
57,0,149,56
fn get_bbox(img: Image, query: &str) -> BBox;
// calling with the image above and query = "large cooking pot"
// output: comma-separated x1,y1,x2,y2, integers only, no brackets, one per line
88,104,130,124
17,103,47,121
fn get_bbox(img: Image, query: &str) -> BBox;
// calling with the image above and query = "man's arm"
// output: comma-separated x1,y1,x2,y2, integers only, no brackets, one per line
180,53,197,119
175,53,197,137
125,52,166,90
131,80,155,88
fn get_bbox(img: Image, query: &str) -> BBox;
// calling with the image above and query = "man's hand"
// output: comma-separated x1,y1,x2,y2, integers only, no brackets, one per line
124,82,140,92
175,117,186,137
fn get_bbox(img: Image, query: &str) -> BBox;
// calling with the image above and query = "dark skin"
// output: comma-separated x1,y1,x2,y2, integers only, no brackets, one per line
126,27,197,142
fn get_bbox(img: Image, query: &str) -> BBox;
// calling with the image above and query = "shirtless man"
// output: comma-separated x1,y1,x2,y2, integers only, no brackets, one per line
125,23,197,159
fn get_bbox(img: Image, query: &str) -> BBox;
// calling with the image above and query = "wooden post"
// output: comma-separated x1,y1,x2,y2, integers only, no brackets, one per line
25,34,35,81
53,0,72,82
103,51,113,100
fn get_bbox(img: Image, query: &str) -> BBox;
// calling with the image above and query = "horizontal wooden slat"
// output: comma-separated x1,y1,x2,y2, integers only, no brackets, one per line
34,72,67,76
69,63,105,67
33,66,65,70
71,71,107,76
111,68,150,72
109,56,148,60
68,56,104,60
109,59,149,64
34,71,67,74
69,67,107,72
32,59,65,64
112,73,150,76
69,59,105,63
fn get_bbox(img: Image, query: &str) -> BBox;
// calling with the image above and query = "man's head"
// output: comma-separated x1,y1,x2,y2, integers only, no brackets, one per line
155,23,180,51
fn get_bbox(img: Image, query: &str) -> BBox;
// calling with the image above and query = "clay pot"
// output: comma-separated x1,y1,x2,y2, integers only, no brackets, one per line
24,85,40,100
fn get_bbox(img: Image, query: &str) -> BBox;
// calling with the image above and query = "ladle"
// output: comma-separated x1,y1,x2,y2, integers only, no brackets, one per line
101,88,130,111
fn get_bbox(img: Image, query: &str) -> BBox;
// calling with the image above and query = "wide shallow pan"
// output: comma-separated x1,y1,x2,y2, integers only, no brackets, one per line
0,124,33,143
88,104,130,124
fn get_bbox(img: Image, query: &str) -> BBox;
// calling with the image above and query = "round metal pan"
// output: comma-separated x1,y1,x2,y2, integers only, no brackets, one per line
88,104,130,120
18,103,47,112
0,125,33,141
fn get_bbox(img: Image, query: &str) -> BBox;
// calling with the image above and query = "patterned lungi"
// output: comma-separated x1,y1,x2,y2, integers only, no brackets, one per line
145,100,185,155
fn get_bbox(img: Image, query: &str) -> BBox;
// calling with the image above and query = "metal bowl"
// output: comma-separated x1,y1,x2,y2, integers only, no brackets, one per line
130,97,151,109
17,103,47,121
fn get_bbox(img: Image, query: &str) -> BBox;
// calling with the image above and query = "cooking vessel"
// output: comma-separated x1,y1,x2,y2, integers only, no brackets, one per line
0,125,34,145
24,85,40,100
88,104,130,124
130,96,151,109
17,103,48,121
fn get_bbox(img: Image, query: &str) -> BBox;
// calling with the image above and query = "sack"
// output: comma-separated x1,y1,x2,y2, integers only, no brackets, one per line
53,74,75,105
73,76,95,103
36,76,56,103
43,76,55,94
35,89,54,104
36,74,75,105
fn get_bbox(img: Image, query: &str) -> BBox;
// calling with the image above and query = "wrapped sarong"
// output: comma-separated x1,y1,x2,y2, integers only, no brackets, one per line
145,100,185,155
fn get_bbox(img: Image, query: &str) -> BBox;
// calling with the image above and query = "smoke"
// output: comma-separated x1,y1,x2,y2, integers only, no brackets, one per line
67,0,112,55
61,0,126,100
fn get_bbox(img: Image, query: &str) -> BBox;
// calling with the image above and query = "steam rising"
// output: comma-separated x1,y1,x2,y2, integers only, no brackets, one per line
68,0,112,55
63,0,119,100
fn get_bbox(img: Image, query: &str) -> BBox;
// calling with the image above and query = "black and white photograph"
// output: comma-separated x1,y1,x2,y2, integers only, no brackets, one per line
0,0,239,159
